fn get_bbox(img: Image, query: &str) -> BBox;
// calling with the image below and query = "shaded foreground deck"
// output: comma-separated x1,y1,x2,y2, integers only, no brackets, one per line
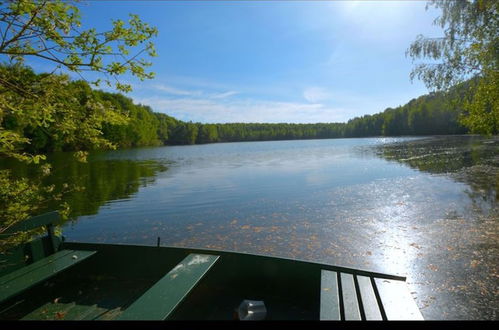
0,211,423,320
0,241,423,320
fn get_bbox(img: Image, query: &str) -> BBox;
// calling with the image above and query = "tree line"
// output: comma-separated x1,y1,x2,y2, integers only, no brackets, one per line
1,64,472,154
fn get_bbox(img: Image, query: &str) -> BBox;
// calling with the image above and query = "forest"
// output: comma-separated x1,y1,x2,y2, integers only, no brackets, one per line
1,64,470,154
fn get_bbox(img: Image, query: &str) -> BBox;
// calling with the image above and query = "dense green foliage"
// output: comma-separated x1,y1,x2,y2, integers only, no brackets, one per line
346,83,469,137
0,0,158,162
408,0,498,135
1,65,129,157
97,92,161,148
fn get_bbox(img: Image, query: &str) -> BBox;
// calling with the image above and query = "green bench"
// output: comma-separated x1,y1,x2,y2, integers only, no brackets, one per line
0,249,96,303
0,211,97,304
118,253,219,320
1,211,64,255
320,270,423,320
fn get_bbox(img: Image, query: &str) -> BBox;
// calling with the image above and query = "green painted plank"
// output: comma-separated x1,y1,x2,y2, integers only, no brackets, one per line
118,254,219,320
320,270,340,320
22,302,104,321
22,301,76,320
340,273,361,320
356,276,383,320
28,238,50,263
2,211,61,235
0,250,74,285
99,307,124,320
81,305,110,320
56,302,102,321
0,250,96,303
374,278,424,320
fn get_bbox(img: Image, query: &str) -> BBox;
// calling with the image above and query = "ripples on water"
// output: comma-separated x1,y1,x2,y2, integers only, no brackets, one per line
5,136,498,320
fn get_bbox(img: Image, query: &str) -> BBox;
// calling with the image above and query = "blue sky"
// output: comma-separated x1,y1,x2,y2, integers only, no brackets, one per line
29,1,444,124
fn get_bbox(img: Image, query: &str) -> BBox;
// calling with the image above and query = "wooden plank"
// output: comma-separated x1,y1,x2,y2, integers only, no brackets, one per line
62,303,102,321
374,278,424,320
356,276,383,320
22,301,76,320
320,270,340,320
28,238,50,263
0,250,96,303
340,273,361,320
0,250,74,285
2,211,61,235
81,305,110,320
21,301,104,321
117,253,219,320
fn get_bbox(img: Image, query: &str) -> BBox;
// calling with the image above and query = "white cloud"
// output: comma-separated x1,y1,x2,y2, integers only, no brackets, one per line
132,84,420,124
303,87,331,103
210,91,239,99
153,84,202,96
152,83,238,100
133,96,350,124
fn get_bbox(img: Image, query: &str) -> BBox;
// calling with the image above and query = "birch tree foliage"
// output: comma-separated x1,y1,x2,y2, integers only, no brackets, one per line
0,0,158,92
0,0,157,252
0,0,158,160
407,0,498,135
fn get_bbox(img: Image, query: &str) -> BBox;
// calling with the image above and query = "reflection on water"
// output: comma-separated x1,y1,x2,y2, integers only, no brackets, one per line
1,153,168,219
2,136,497,319
374,135,498,209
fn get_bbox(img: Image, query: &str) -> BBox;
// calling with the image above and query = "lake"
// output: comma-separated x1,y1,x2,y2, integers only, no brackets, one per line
3,135,498,319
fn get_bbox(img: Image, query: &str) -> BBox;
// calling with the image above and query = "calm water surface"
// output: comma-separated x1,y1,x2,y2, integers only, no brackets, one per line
9,136,499,319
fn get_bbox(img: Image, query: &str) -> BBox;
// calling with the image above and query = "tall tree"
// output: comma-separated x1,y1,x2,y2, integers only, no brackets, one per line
0,0,157,252
407,0,498,135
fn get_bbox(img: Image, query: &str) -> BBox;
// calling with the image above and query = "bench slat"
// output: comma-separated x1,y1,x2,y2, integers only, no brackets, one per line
0,249,96,303
0,250,74,285
341,273,361,320
374,278,424,320
118,253,219,320
357,276,383,320
320,270,341,320
2,211,61,235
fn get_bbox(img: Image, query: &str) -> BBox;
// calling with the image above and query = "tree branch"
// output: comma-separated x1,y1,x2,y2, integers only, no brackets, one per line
0,0,47,53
